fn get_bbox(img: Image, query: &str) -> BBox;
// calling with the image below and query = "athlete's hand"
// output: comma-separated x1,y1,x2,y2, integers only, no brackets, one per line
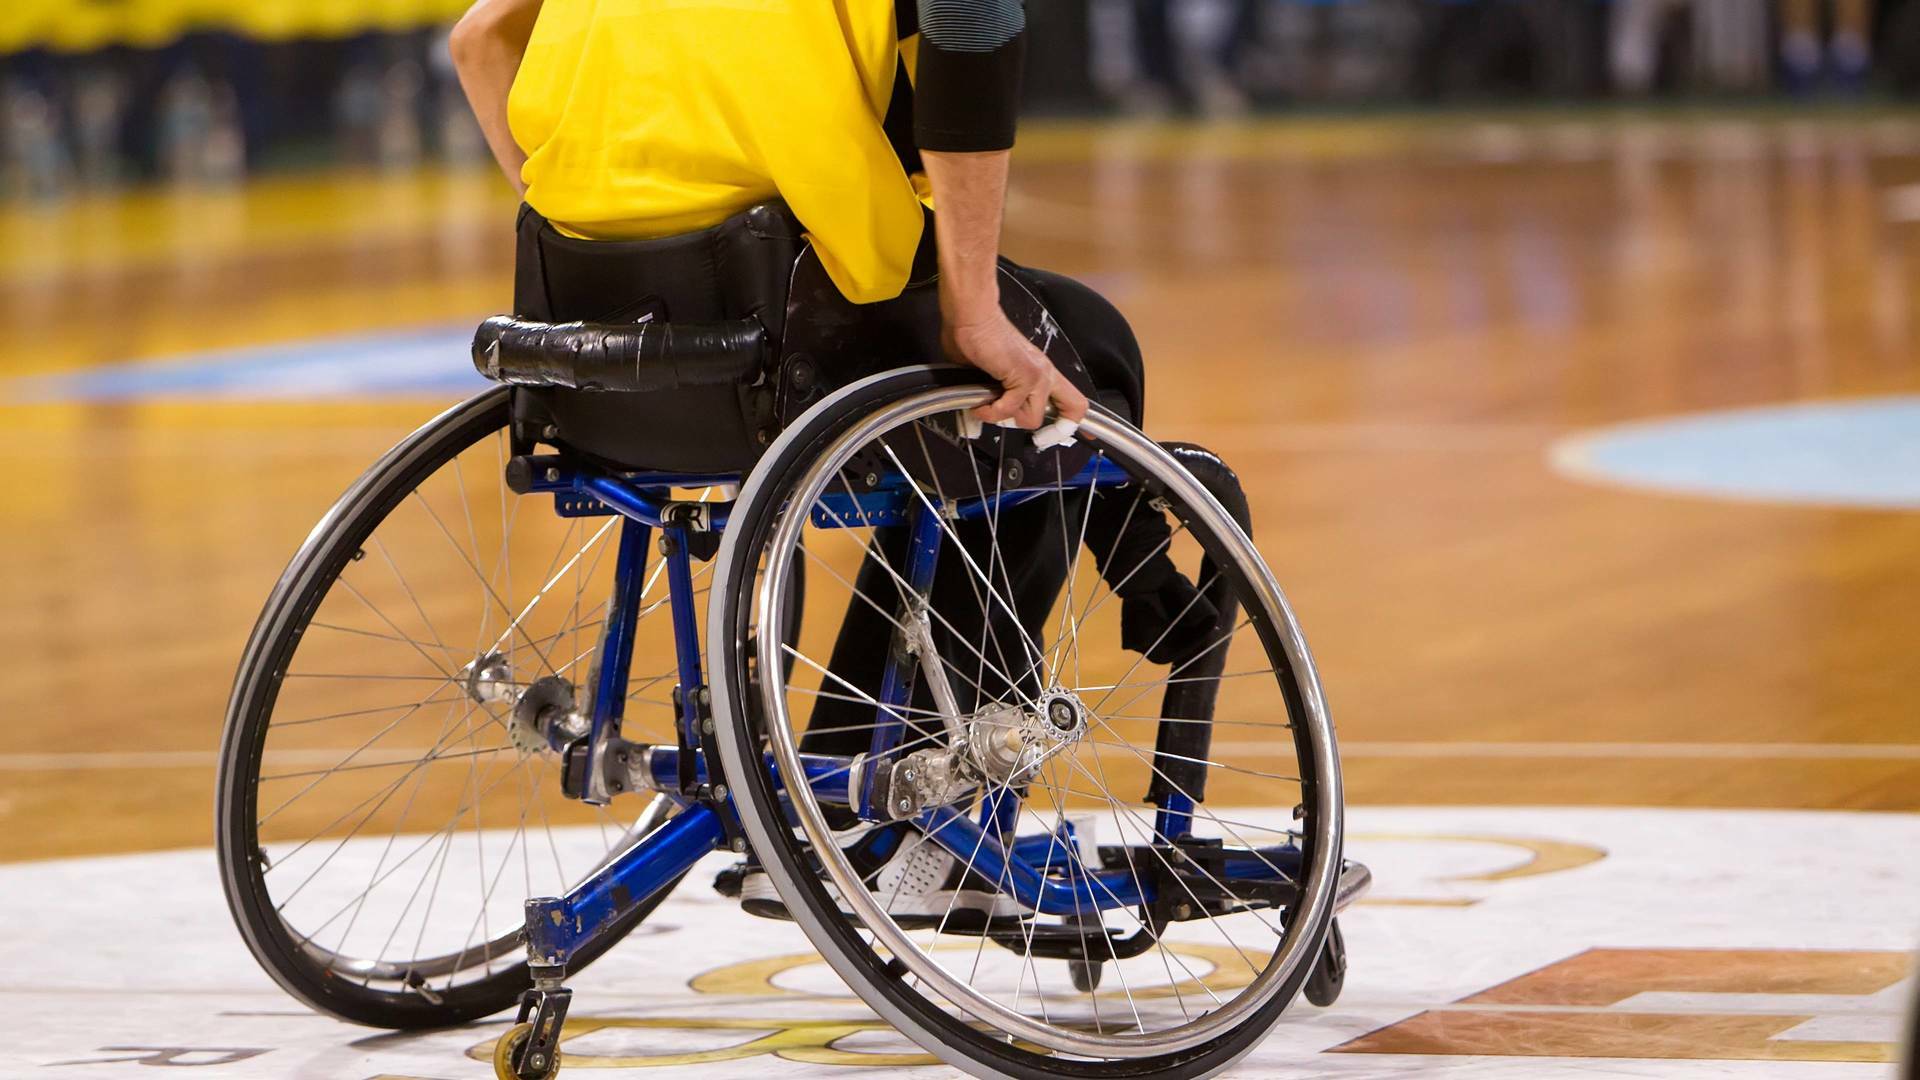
942,310,1090,430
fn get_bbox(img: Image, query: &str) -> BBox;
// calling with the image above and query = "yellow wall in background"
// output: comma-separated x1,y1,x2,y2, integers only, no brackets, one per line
1,0,471,54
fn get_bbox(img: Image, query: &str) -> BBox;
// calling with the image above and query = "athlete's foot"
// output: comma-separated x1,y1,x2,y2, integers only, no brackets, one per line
735,822,1037,927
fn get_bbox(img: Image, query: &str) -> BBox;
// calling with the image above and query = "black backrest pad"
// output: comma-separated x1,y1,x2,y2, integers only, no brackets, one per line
511,202,804,472
507,201,1107,481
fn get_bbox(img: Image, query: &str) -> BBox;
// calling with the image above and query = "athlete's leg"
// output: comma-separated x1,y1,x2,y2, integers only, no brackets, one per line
1779,0,1823,84
1830,0,1873,84
1612,0,1689,94
1003,264,1146,428
799,268,1211,759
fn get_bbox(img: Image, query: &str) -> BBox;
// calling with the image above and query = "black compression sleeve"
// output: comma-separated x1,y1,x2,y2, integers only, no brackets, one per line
911,0,1027,153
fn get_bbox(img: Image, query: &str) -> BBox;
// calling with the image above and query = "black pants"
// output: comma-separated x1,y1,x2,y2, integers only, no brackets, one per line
1132,0,1260,97
1001,263,1146,430
784,260,1154,758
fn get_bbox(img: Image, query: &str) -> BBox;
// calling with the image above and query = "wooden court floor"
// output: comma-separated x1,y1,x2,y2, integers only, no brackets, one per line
3,111,1919,865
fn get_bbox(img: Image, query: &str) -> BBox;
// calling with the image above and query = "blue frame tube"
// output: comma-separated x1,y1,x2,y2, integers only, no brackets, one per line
1154,792,1195,842
663,526,707,781
919,804,1150,915
526,804,727,968
857,501,945,818
581,475,735,532
921,804,1306,915
573,519,651,769
980,784,1019,840
1008,823,1076,866
807,457,1134,530
1221,846,1305,885
638,744,854,804
530,457,1128,532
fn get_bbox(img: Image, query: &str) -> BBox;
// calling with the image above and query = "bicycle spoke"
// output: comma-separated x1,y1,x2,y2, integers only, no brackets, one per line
714,387,1334,1061
242,411,670,1007
876,441,1047,682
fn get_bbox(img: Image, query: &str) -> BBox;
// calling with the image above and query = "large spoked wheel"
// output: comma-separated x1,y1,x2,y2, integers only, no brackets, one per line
710,367,1343,1079
218,388,691,1029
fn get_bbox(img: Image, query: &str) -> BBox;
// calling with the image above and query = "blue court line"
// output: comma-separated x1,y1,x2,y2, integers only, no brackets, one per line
1552,396,1920,510
5,323,489,403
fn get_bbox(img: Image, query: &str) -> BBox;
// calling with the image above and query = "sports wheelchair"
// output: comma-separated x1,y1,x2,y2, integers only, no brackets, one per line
215,239,1368,1080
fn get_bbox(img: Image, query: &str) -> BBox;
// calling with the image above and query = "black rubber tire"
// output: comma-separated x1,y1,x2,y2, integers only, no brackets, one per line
1303,919,1346,1008
216,388,678,1030
1069,959,1105,994
709,367,1341,1079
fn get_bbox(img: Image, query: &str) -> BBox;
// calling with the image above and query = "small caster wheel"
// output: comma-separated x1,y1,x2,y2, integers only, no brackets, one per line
494,1022,562,1080
1304,918,1347,1007
1069,959,1104,993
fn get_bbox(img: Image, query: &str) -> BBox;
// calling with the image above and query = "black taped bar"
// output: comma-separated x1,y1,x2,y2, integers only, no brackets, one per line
1145,443,1252,811
473,314,767,393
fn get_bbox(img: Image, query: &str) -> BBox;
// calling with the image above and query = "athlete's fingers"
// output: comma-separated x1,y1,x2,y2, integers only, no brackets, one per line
1011,386,1047,430
973,382,1030,423
1049,374,1090,423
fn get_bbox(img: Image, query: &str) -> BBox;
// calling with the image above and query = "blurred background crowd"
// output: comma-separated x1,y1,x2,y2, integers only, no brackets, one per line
3,0,1919,199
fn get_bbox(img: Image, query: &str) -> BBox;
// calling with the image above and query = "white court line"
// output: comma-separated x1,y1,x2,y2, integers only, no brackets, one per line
0,988,1900,1019
1408,1000,1914,1019
1215,740,1920,761
0,748,480,771
5,741,1920,771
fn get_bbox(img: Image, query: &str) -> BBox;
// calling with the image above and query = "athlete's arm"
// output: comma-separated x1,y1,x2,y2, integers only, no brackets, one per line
922,152,1086,429
450,0,543,196
915,0,1088,429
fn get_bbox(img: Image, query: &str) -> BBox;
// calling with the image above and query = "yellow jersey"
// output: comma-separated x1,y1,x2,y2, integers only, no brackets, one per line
508,0,928,305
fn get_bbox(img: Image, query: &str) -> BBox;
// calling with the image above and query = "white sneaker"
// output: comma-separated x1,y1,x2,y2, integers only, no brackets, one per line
736,824,1033,928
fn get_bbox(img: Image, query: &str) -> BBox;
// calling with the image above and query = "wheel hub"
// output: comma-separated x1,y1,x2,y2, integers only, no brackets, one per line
461,653,584,755
462,651,517,706
964,691,1089,785
1034,689,1088,742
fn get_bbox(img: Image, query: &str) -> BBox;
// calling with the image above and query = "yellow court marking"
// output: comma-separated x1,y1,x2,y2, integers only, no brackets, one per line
465,1016,938,1069
690,940,1257,1002
493,941,1264,1069
1352,832,1608,884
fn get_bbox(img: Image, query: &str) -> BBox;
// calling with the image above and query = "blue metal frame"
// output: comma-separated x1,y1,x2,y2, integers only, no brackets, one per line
575,518,651,802
517,451,1279,966
636,743,855,803
525,804,726,970
662,523,707,794
1155,792,1196,842
855,501,945,817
